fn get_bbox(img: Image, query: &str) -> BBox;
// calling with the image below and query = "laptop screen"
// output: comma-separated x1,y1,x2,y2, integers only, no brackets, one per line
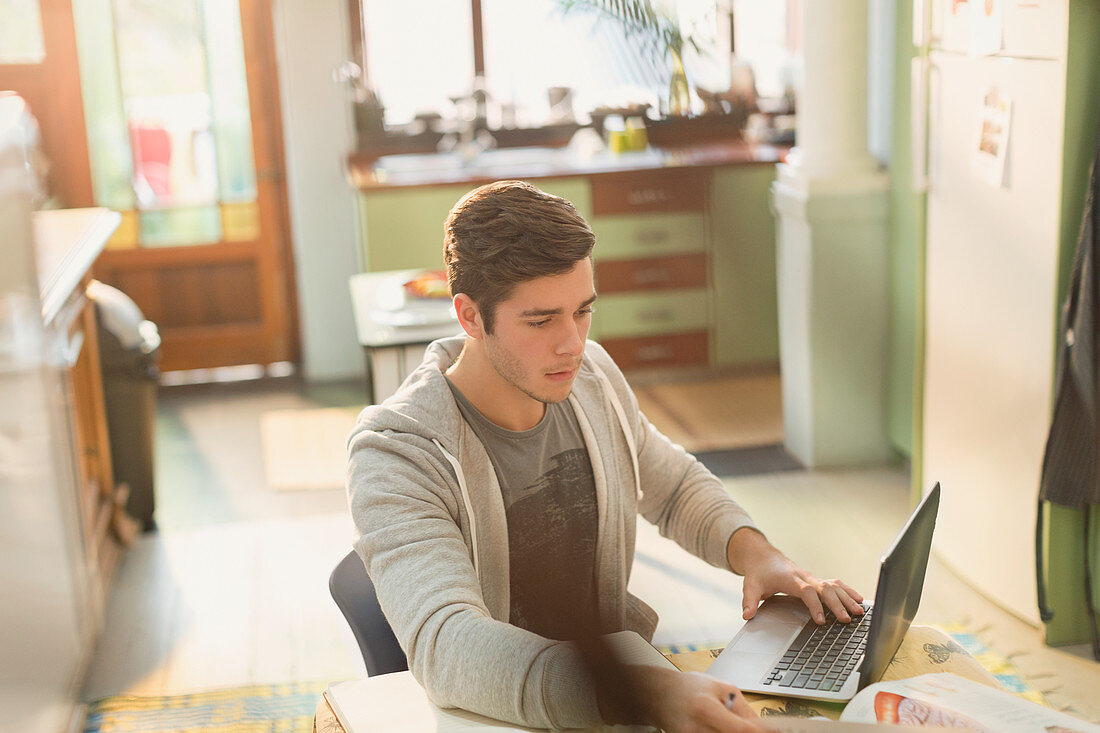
857,482,941,689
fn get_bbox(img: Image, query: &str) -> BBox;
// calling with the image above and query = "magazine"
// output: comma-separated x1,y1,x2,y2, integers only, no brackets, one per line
839,673,1100,732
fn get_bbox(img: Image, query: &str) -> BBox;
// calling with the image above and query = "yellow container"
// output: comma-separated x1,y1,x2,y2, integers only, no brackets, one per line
625,117,648,151
608,129,630,154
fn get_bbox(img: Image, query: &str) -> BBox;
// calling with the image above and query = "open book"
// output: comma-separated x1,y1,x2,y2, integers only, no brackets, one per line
323,632,954,732
839,673,1100,732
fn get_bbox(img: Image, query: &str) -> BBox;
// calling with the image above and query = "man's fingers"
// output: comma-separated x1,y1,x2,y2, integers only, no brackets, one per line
819,588,854,623
723,688,757,719
837,587,866,618
703,688,767,733
837,580,865,605
741,582,762,620
799,585,826,624
817,580,865,622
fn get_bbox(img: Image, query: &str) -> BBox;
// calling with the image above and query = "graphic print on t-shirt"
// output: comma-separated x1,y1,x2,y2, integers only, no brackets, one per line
444,378,600,640
505,447,599,640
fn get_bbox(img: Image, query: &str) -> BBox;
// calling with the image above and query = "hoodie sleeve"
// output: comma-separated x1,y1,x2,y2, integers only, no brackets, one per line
583,344,759,571
346,421,603,729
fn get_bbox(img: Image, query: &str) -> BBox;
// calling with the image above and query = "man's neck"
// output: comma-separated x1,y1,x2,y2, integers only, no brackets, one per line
445,341,546,431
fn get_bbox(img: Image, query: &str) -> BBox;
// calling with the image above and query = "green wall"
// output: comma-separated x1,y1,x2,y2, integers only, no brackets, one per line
887,0,924,465
1043,0,1100,647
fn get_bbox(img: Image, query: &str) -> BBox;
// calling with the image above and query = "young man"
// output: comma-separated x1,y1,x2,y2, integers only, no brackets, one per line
347,181,864,731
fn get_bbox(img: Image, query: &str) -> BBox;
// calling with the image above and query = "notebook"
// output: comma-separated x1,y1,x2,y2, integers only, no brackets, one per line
706,483,941,702
324,630,676,732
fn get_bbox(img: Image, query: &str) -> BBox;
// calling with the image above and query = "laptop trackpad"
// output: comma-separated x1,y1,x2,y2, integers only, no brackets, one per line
729,596,809,652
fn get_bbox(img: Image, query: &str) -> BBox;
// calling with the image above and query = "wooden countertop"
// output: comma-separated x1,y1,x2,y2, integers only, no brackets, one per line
33,207,121,325
347,140,787,192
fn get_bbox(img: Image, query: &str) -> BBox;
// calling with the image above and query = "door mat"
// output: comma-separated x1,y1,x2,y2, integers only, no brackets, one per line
259,408,361,491
83,680,331,732
695,443,803,478
632,372,784,454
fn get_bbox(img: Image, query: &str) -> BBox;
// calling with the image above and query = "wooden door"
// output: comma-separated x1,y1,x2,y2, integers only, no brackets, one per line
0,0,94,208
0,0,298,372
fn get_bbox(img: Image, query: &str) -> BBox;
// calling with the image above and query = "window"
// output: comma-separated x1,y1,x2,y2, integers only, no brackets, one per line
0,0,46,64
351,0,797,144
360,0,474,128
731,0,797,99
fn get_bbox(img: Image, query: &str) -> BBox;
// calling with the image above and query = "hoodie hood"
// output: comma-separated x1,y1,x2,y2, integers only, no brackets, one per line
352,335,467,452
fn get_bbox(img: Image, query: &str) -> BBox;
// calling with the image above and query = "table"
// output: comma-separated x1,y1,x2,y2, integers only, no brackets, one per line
348,270,461,404
314,626,1000,731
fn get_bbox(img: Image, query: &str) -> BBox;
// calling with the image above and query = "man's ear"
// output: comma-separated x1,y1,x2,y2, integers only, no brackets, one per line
453,293,484,339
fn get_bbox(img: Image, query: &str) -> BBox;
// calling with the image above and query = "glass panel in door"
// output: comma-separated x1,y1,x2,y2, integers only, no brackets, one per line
73,0,258,248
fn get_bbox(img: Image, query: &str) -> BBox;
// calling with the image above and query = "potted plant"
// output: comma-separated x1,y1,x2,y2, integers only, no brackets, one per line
558,0,700,117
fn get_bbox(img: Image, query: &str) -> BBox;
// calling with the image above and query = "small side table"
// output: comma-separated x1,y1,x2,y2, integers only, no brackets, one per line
348,270,461,405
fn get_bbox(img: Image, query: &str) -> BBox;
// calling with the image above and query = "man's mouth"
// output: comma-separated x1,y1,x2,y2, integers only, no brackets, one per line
546,366,577,381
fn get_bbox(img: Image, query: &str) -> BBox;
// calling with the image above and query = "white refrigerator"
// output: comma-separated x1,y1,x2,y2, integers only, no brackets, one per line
0,94,96,731
918,0,1069,624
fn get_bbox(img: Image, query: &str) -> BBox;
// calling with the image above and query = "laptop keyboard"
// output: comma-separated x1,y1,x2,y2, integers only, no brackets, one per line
762,603,873,692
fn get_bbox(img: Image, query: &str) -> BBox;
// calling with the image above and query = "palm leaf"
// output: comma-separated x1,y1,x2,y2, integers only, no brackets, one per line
557,0,685,58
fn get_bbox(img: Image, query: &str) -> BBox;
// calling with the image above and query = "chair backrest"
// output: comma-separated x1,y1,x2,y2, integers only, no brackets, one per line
329,550,408,676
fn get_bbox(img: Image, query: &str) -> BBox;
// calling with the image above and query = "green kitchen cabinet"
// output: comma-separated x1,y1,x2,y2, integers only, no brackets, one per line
357,179,592,272
353,161,779,371
590,212,706,260
588,289,709,341
710,166,780,367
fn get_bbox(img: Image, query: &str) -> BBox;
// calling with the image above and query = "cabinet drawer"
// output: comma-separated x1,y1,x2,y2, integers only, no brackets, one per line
591,212,705,259
591,168,708,215
599,331,708,370
595,252,706,294
591,289,708,339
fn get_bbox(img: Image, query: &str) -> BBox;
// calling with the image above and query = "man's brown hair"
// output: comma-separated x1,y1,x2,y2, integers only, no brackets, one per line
444,180,594,333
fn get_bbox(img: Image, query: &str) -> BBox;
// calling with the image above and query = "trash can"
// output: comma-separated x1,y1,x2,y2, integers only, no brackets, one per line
87,280,161,532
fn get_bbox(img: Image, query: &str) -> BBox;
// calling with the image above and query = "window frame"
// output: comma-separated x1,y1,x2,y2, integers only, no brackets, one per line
345,0,759,158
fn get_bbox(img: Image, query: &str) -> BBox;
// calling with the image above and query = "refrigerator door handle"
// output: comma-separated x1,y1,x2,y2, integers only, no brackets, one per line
911,56,930,193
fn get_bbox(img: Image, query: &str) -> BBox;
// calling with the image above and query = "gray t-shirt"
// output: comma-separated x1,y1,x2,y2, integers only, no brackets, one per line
446,378,600,641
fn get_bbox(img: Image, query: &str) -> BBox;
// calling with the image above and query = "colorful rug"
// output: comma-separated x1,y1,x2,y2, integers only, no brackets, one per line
936,623,1049,706
83,628,1046,731
83,680,330,732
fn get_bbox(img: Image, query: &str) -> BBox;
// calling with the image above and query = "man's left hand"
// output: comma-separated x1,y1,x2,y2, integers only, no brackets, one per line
726,528,864,625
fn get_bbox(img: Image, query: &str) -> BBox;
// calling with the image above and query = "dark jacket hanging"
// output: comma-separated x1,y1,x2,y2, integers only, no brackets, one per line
1039,130,1100,509
1036,112,1100,658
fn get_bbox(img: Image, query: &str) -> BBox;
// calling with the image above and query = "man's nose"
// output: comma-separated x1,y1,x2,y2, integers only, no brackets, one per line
557,319,584,355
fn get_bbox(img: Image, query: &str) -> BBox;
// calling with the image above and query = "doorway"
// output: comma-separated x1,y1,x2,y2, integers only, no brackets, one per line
0,0,298,372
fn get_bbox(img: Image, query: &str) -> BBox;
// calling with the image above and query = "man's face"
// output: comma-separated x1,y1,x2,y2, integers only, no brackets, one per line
481,258,596,405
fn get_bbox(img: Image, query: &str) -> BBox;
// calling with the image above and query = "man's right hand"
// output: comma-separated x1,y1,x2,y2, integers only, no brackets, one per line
631,667,770,732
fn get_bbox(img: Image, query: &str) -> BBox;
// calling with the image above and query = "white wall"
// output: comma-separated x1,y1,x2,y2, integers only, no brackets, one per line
272,0,364,382
868,0,896,164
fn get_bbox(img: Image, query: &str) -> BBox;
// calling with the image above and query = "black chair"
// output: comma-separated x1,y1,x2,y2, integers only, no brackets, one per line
329,550,408,675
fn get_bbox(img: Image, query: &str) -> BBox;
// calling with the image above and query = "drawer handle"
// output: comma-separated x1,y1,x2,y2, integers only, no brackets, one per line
637,308,674,322
627,188,672,206
632,268,672,285
636,344,673,361
635,229,671,245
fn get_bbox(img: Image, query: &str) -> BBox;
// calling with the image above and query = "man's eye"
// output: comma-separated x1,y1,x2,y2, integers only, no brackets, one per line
528,319,551,328
577,308,594,317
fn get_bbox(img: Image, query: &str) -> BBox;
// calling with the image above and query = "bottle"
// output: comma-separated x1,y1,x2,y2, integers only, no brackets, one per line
625,116,648,151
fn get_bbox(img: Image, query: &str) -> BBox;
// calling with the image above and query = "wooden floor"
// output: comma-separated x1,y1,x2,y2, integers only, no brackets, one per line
80,372,1100,725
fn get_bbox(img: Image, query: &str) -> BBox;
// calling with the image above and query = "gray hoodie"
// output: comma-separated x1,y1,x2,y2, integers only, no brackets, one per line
347,336,757,729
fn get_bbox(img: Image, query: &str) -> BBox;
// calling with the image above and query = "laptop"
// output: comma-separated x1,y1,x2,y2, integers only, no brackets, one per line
707,482,941,702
